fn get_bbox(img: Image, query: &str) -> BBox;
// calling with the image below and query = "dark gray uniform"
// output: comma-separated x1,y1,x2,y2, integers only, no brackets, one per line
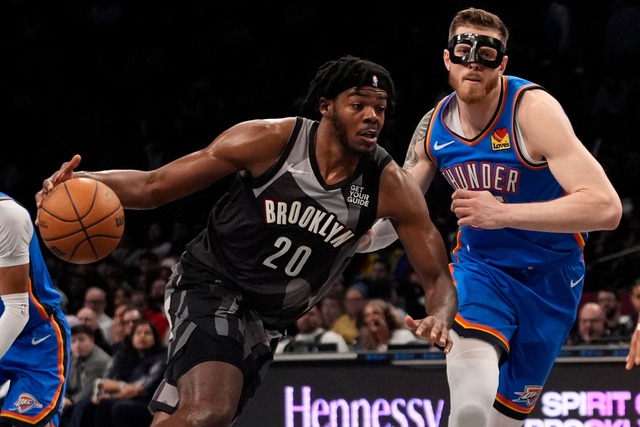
149,117,392,419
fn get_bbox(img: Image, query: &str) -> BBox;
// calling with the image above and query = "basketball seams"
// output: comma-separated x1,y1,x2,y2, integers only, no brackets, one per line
38,178,125,264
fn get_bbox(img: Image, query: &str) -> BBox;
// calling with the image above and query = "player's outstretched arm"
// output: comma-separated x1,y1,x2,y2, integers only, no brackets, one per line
625,324,640,370
377,162,457,352
35,118,296,215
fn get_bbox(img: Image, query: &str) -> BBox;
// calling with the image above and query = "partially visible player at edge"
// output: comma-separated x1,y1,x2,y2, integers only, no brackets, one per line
625,316,640,370
0,193,70,427
359,8,622,427
35,56,457,427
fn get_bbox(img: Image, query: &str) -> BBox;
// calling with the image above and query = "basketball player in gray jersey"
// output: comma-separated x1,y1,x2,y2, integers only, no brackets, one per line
36,56,457,427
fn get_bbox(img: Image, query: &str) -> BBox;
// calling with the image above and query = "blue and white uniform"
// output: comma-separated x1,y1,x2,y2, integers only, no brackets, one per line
424,76,585,420
0,194,70,427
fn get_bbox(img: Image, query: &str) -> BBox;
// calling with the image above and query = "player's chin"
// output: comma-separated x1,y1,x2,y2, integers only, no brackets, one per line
351,141,376,156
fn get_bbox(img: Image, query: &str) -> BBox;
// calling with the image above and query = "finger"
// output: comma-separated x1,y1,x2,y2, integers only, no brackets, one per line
415,318,434,338
452,189,470,200
405,315,418,329
433,326,448,348
442,336,453,354
61,155,81,176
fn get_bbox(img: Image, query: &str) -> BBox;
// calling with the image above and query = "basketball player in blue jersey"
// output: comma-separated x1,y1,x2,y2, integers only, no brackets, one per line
35,56,458,427
0,194,70,427
360,8,622,427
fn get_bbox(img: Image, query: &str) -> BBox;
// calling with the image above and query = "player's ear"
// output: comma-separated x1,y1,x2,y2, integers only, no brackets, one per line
498,55,508,75
318,97,332,118
443,49,451,71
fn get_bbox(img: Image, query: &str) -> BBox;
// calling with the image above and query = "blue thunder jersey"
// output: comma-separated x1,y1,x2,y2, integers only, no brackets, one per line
182,117,392,328
424,75,586,268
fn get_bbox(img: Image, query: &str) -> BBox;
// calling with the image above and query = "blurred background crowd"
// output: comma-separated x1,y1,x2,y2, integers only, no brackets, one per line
2,0,640,374
4,0,640,424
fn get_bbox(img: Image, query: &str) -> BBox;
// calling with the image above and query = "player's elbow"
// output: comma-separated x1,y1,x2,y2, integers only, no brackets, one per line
598,195,623,231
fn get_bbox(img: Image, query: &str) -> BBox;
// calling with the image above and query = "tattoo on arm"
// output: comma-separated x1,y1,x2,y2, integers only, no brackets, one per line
404,109,434,170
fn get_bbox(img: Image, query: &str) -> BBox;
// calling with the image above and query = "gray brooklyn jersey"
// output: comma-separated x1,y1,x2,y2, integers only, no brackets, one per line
181,116,392,327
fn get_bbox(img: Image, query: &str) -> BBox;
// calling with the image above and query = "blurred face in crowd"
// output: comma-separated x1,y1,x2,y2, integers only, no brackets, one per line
363,300,390,333
71,331,95,358
596,290,619,318
84,287,107,315
76,307,99,331
132,322,156,352
345,288,367,317
372,260,390,281
320,297,344,328
578,302,606,343
123,309,142,337
150,278,167,300
295,306,323,334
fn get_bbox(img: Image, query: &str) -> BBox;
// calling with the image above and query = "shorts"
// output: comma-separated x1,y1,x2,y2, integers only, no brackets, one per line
0,310,70,427
148,262,282,420
451,251,585,420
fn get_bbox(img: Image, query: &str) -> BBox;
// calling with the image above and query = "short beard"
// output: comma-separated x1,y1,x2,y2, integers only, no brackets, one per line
329,112,370,156
330,113,350,151
449,72,500,104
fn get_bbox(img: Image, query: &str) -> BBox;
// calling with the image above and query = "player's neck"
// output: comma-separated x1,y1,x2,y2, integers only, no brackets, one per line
455,89,501,139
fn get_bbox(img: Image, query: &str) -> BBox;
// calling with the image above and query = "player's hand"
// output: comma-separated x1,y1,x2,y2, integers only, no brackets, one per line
625,325,640,370
451,189,504,229
35,154,82,225
406,314,452,353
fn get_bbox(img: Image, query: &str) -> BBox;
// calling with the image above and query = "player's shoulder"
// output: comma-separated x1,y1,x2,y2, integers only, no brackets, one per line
232,117,299,136
0,196,31,228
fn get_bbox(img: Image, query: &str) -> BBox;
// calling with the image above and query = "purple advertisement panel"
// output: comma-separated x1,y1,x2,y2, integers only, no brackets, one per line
236,351,640,427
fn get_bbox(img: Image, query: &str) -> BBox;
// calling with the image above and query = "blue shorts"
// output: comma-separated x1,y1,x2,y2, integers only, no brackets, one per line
0,311,70,427
451,252,585,420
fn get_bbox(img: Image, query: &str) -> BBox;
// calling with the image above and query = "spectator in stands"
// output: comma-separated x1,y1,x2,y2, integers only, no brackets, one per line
76,307,113,356
84,287,113,344
69,319,166,427
597,288,634,339
354,299,424,351
112,285,132,311
566,302,609,345
111,305,144,354
352,255,398,305
130,287,169,342
276,305,350,353
334,283,370,347
62,324,113,426
319,289,346,331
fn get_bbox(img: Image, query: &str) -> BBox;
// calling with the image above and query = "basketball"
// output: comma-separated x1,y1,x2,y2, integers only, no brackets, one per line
38,177,125,264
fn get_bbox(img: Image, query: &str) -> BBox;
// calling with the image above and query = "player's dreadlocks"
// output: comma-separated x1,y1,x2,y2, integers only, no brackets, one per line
301,55,396,120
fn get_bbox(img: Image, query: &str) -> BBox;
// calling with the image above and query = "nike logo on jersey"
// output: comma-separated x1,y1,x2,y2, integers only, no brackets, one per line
287,164,309,174
31,334,51,345
570,275,584,288
433,140,455,151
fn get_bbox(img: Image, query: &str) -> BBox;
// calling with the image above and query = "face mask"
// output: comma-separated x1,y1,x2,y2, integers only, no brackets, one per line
447,33,505,69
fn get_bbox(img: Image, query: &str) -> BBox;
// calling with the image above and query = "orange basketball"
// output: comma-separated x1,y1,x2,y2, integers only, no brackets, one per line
38,177,125,264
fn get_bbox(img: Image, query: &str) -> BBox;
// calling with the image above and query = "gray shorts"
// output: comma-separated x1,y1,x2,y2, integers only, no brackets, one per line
148,262,283,419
